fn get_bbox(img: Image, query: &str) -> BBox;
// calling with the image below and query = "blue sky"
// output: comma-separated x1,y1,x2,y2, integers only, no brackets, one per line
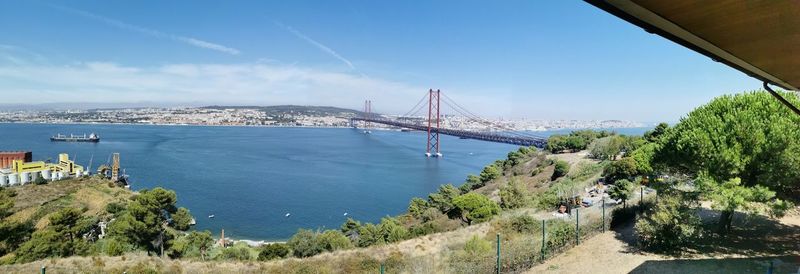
0,1,761,121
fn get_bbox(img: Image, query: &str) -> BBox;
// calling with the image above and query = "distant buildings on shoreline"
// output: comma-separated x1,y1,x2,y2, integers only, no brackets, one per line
0,106,645,131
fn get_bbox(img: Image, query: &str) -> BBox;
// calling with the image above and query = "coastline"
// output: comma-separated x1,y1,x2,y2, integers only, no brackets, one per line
0,121,651,132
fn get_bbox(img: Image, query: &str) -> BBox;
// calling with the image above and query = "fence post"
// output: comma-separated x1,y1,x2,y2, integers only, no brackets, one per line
575,208,580,245
768,260,774,274
655,190,658,204
541,219,546,260
640,186,644,207
496,233,501,274
602,200,606,233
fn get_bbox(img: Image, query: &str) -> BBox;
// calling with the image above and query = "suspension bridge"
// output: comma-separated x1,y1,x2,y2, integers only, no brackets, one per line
350,89,548,157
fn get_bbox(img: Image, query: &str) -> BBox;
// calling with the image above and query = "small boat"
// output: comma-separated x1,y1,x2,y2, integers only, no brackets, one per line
208,214,215,218
343,212,348,216
285,213,291,217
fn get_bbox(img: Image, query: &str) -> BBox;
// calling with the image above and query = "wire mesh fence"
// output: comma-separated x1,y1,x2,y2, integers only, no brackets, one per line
370,190,648,274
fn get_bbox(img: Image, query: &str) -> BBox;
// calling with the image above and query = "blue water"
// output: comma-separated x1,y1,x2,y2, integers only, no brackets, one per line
0,123,649,240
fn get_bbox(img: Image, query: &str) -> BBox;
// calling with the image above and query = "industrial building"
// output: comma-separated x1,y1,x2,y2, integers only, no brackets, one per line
0,151,32,169
0,152,87,187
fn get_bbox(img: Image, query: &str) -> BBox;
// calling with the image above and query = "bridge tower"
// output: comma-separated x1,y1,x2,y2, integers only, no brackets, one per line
363,100,372,134
426,89,442,157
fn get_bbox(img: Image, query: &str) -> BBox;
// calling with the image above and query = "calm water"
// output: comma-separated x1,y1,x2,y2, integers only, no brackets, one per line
0,123,649,240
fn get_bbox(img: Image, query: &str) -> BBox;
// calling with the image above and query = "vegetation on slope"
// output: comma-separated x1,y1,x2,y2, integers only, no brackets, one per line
599,91,798,252
0,177,203,264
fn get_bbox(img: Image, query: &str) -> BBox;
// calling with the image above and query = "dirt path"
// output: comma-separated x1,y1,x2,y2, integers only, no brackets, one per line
526,214,800,274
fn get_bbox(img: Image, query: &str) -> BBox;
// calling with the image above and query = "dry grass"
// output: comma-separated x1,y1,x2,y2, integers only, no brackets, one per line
6,177,134,228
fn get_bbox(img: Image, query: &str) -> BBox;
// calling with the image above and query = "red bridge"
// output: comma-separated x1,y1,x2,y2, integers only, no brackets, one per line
350,89,547,157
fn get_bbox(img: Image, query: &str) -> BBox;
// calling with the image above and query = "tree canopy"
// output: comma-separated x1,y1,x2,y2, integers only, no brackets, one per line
171,207,194,231
656,91,800,196
452,193,500,224
107,187,180,253
655,91,799,232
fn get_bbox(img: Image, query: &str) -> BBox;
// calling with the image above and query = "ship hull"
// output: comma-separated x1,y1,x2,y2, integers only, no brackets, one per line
50,138,100,142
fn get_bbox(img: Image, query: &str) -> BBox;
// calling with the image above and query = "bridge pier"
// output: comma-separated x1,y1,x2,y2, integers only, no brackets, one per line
425,152,443,158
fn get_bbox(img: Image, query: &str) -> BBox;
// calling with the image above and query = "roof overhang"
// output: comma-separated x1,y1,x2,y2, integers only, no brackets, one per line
585,0,800,91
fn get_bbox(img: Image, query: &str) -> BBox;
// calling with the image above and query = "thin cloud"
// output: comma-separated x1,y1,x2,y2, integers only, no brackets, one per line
277,22,356,71
0,61,446,113
48,4,241,55
0,44,48,65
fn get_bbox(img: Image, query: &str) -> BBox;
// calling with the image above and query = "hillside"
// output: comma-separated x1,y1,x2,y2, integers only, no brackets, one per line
0,148,614,273
0,177,136,264
6,177,133,231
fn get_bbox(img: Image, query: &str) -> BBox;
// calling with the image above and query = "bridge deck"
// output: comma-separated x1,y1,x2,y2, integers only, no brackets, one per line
351,117,547,148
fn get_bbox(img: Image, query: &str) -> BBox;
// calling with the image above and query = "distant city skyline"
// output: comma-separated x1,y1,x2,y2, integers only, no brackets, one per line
0,1,761,121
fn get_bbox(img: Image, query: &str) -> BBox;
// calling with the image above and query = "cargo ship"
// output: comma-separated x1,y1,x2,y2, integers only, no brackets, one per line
50,133,100,143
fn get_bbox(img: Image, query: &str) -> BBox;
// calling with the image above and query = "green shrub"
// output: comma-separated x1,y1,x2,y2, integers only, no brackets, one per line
409,222,439,237
452,193,500,225
33,176,48,185
428,184,460,214
479,164,502,183
499,180,528,209
104,237,134,256
507,215,541,234
535,190,560,211
459,174,484,193
545,219,575,251
258,243,290,261
407,197,429,218
609,179,635,208
167,230,214,259
170,207,193,231
357,223,384,247
317,230,353,251
635,195,700,252
287,229,323,257
340,218,361,242
217,244,253,261
378,217,408,243
552,160,570,180
105,202,126,215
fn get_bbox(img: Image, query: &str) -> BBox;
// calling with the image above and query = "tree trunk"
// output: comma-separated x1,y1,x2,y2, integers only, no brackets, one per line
718,209,734,234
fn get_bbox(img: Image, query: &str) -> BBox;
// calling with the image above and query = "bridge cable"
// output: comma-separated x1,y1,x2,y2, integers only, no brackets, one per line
439,98,540,140
441,94,546,139
439,94,546,140
401,93,430,118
